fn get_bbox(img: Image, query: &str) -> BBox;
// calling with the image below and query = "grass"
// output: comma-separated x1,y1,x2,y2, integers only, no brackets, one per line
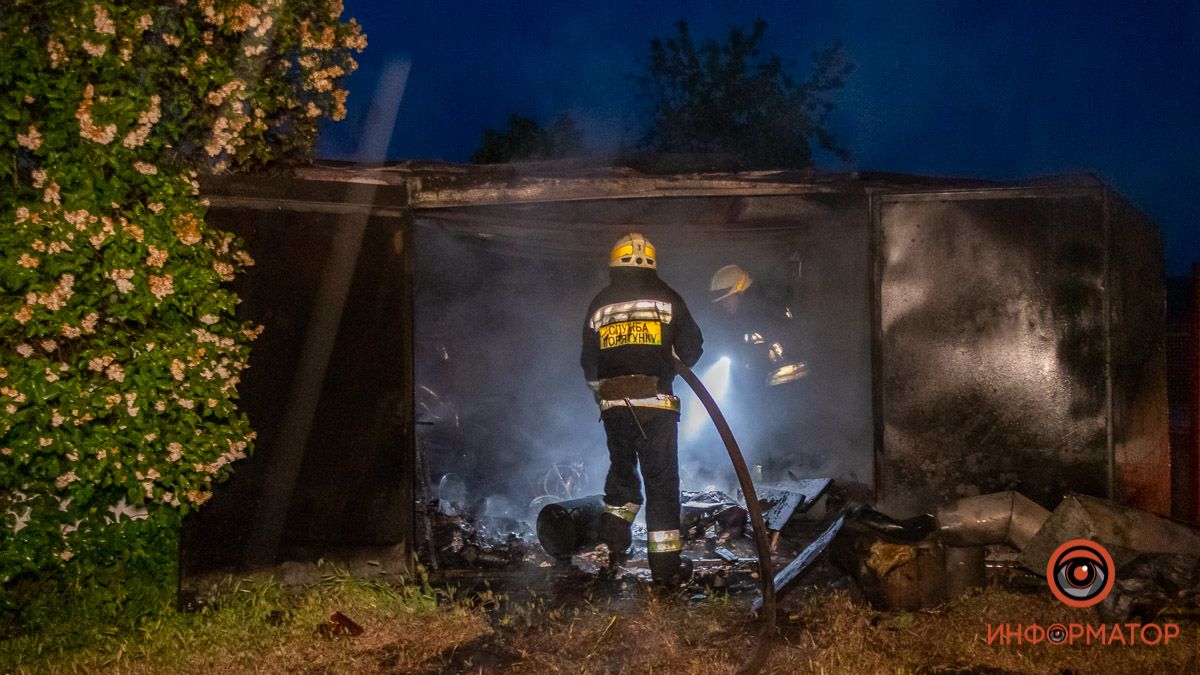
2,571,1196,674
0,569,488,674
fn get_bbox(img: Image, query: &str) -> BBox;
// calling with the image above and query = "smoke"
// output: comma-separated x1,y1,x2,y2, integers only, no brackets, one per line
413,201,874,514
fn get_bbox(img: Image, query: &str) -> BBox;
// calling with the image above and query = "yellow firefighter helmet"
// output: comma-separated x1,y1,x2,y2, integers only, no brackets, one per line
710,264,753,302
610,232,657,269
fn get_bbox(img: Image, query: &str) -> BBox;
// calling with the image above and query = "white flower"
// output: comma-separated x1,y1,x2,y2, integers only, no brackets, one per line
76,84,117,144
16,344,33,358
47,40,67,68
82,40,107,58
92,4,115,35
105,363,125,383
148,274,174,299
42,183,61,205
16,125,42,150
108,269,135,293
186,490,212,505
146,245,168,268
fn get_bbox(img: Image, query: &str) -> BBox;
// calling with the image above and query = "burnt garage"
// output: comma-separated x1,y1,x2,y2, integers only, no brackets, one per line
181,162,1172,579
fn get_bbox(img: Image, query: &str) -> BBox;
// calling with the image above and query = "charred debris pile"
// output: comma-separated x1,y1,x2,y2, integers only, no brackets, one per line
417,476,1200,621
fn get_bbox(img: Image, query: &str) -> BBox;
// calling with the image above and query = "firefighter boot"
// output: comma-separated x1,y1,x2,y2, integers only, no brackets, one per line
599,511,633,570
648,551,693,589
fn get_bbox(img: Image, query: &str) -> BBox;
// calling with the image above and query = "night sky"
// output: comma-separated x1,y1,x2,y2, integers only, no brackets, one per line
316,1,1200,275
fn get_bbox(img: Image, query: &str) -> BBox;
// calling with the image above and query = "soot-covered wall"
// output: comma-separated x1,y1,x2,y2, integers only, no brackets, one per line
874,186,1169,517
413,193,875,516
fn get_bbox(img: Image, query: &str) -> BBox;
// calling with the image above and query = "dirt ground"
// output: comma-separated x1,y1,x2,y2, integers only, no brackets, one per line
6,571,1197,674
408,581,1199,675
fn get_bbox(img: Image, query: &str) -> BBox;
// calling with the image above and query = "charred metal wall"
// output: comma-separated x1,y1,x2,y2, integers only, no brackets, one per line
873,184,1168,517
182,177,414,576
1107,192,1170,514
179,167,1170,580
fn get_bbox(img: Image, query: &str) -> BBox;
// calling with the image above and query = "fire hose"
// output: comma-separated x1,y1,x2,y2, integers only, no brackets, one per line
675,359,776,675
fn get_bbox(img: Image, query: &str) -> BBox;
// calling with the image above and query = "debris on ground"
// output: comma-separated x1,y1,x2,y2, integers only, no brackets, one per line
1098,552,1200,622
835,491,1200,612
751,514,845,614
680,490,745,539
415,476,1200,627
425,497,538,569
756,477,831,531
317,611,365,638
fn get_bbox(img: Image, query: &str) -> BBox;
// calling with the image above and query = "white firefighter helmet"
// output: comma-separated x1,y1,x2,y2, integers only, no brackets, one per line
609,232,657,269
710,264,753,302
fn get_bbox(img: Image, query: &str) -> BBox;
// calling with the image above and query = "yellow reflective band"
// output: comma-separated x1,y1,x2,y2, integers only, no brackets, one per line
611,243,634,262
604,503,640,522
644,242,656,260
599,320,661,349
647,529,681,553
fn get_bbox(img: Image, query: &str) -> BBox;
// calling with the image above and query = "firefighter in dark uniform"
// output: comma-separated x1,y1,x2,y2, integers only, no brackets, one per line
581,233,704,587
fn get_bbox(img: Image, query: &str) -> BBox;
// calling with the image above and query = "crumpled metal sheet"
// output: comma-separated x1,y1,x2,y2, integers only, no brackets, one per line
757,478,832,531
936,490,1051,550
1019,494,1200,572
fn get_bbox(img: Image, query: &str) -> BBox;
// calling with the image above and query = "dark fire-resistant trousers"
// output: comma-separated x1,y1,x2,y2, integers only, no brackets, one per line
599,407,682,584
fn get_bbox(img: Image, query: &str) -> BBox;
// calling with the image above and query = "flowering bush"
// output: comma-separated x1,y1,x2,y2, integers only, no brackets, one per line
0,0,364,607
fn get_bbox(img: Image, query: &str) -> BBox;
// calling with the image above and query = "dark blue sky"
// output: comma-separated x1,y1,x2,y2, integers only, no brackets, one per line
317,1,1200,274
